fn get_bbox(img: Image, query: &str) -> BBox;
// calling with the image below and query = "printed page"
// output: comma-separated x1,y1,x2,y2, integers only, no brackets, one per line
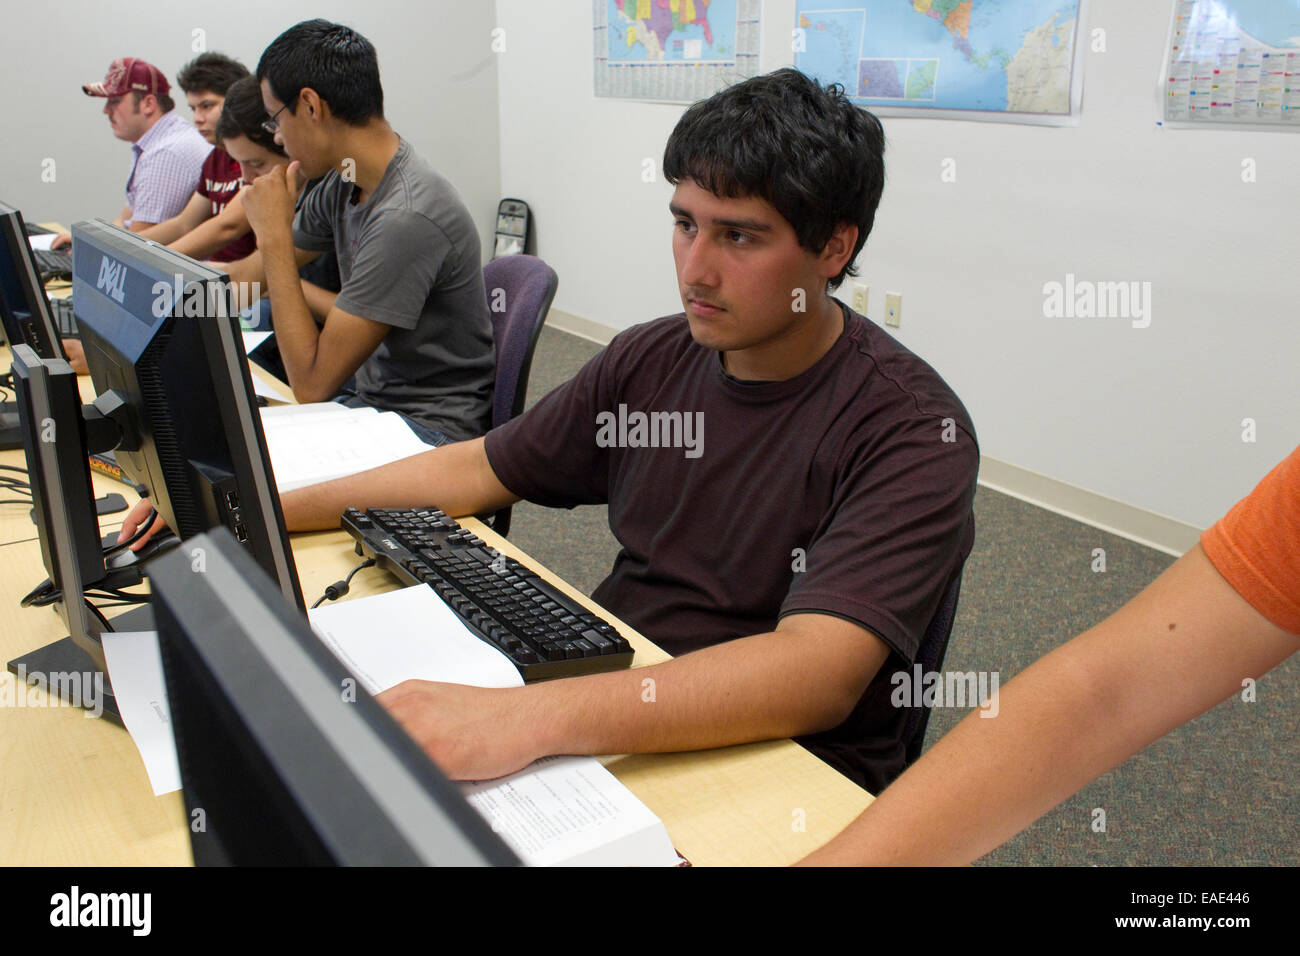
460,755,680,867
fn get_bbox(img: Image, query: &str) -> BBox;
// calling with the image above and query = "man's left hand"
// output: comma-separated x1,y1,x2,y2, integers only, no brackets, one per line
241,161,301,242
376,679,546,781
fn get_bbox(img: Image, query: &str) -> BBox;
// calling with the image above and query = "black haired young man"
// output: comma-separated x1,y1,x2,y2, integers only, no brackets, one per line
223,19,494,444
137,53,256,262
123,69,977,796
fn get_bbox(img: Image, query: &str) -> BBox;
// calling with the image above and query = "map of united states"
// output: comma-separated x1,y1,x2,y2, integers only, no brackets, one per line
614,0,718,59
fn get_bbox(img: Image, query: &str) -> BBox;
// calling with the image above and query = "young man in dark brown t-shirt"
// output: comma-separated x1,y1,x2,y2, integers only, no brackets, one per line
122,69,978,795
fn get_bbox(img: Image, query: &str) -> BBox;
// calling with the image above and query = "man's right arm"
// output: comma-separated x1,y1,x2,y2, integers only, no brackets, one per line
169,190,252,260
139,192,211,246
118,436,518,546
796,544,1297,866
219,246,321,288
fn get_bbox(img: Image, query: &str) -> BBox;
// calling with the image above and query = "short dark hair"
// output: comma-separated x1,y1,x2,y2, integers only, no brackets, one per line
215,77,286,155
256,19,383,125
131,90,175,113
176,52,249,97
663,68,886,289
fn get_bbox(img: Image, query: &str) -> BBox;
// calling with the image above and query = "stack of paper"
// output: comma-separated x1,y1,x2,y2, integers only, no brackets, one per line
259,402,435,492
310,587,682,867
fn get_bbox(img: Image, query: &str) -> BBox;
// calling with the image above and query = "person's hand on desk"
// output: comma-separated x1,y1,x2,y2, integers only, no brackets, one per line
50,232,72,250
377,680,544,781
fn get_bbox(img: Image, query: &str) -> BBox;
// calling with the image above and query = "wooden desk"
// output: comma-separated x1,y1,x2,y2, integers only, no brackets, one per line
0,348,873,866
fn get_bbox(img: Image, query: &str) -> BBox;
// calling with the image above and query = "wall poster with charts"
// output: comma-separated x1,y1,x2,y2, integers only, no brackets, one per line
1161,0,1300,130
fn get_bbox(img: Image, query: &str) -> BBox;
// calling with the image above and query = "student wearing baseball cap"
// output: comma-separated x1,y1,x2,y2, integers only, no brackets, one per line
52,57,211,248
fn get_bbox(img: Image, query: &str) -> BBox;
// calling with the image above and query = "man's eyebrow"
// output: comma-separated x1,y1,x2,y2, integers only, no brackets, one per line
667,203,773,232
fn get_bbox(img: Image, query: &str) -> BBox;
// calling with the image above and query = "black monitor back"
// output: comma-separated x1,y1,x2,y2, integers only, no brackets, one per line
9,343,110,621
0,201,63,359
150,528,521,866
70,220,303,611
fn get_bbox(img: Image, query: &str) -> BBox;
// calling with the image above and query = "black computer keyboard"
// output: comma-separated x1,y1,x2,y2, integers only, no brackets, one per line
49,297,77,336
33,248,72,281
341,507,634,680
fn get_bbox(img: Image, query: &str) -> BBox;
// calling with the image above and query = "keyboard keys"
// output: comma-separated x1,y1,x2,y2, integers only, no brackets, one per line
341,507,635,680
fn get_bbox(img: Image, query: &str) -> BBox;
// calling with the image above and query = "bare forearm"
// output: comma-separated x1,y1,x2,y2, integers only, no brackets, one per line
261,227,329,400
800,641,1118,865
280,437,516,532
525,623,882,759
221,251,265,287
139,217,188,246
798,546,1298,866
171,215,247,260
301,281,338,321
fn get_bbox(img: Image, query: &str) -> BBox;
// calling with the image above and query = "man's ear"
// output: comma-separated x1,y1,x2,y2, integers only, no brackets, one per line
820,222,860,281
298,87,327,123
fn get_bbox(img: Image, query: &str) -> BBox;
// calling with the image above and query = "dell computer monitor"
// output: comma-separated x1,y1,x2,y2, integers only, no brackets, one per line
151,528,520,866
69,219,304,611
0,201,64,360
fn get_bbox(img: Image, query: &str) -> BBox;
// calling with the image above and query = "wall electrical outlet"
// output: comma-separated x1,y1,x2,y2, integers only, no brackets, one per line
885,292,902,328
850,281,869,315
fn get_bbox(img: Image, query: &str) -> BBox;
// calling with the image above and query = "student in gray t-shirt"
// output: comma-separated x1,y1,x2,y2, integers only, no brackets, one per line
292,138,495,442
223,19,495,444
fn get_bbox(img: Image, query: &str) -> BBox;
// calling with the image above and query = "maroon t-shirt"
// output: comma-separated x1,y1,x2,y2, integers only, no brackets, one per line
196,148,257,263
485,304,979,793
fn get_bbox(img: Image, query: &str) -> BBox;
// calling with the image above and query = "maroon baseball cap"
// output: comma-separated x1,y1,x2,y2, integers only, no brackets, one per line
82,58,170,98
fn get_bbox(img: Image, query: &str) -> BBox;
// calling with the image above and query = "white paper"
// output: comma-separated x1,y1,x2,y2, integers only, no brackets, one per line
460,755,681,867
241,331,272,354
250,372,291,403
27,233,56,251
259,403,434,491
99,630,181,796
309,585,524,694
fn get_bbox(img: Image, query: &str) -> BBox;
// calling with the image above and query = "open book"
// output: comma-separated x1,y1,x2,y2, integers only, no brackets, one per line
309,585,683,866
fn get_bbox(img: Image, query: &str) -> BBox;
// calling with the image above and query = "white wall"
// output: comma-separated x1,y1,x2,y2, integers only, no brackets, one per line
495,0,1299,531
0,0,501,262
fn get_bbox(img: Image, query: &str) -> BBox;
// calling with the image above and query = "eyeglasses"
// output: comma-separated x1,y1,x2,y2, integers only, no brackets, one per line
261,97,295,135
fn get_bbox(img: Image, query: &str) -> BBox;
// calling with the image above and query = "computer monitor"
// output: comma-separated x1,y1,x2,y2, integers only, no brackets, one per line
69,219,304,611
0,201,65,450
150,528,520,866
0,201,64,360
5,345,154,723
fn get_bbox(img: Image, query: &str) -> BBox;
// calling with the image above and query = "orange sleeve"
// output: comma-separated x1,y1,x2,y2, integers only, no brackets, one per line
1200,444,1300,635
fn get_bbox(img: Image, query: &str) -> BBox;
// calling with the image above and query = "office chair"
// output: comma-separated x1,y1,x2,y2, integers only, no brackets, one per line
901,565,967,766
482,254,558,538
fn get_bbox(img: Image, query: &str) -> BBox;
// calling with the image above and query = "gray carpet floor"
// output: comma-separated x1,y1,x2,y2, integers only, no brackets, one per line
504,325,1300,866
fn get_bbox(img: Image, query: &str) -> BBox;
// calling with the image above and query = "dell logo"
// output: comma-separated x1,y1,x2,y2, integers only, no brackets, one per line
96,256,128,304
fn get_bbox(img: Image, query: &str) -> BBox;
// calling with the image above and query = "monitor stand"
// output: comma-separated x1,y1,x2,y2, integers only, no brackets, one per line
6,606,153,726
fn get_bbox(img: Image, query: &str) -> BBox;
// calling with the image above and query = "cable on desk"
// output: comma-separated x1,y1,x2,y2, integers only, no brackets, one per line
310,557,378,609
0,464,30,476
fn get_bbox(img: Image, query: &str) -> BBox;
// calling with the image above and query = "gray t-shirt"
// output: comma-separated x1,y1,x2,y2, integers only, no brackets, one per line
293,138,494,441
